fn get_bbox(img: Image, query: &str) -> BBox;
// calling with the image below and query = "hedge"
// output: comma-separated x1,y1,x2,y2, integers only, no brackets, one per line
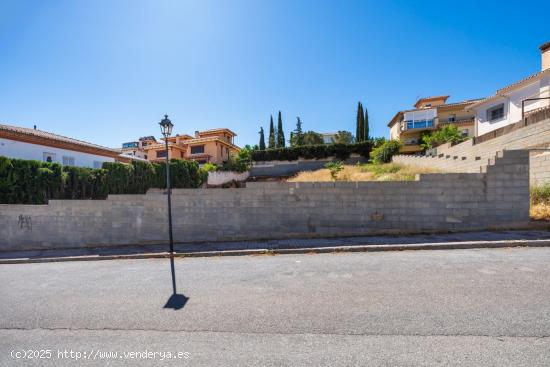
251,141,373,162
369,140,402,164
0,156,205,204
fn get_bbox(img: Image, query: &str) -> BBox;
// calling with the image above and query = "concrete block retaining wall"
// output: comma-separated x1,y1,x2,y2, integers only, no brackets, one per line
393,118,550,185
0,150,530,251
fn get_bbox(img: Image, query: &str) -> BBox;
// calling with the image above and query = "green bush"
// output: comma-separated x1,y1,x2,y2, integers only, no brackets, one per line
531,184,550,205
202,163,218,172
219,146,252,173
251,141,373,162
0,156,206,204
325,161,344,180
421,125,468,150
369,140,402,164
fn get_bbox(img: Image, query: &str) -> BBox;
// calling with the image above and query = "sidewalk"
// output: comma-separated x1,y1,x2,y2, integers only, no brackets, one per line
1,230,550,264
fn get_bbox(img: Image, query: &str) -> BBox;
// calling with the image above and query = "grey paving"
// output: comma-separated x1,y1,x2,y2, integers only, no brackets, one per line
1,248,550,366
2,229,550,261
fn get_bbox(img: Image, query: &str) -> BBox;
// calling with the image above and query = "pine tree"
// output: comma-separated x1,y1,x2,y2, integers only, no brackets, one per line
277,111,285,147
268,115,276,149
364,106,369,141
259,127,266,150
356,102,364,142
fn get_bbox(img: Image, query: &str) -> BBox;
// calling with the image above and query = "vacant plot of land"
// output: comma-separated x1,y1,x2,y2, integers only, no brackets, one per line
288,163,550,221
288,163,441,182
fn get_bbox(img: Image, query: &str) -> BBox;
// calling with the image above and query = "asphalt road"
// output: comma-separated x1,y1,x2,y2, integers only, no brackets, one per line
1,248,550,366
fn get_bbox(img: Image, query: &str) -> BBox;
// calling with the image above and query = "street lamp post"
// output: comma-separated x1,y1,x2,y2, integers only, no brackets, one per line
159,114,177,297
159,114,188,310
159,114,174,255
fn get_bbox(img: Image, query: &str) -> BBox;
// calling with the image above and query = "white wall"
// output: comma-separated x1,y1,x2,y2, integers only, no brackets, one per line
404,108,436,122
207,170,250,186
0,138,115,168
476,77,550,136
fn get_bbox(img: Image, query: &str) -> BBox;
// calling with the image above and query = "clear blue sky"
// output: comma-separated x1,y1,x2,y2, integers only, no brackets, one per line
0,0,548,148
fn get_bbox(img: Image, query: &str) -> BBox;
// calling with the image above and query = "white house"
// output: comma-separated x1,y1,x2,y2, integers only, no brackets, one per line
471,41,550,136
320,132,338,144
0,123,130,168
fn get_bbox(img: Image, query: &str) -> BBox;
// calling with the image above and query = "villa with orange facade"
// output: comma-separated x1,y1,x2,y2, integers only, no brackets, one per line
143,128,240,164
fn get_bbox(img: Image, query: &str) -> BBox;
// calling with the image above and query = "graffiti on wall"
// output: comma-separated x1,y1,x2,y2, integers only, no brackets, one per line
18,215,32,231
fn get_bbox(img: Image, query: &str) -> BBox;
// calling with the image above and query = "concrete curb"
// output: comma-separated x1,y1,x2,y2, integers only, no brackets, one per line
2,239,550,264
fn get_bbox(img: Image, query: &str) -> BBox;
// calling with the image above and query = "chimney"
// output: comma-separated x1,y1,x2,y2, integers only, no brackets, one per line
33,125,37,130
195,130,200,138
540,41,550,71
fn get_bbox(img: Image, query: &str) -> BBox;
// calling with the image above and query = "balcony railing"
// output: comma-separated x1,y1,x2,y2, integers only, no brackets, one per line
401,118,475,131
438,118,474,125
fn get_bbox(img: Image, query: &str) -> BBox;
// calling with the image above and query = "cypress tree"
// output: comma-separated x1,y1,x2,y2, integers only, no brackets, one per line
268,115,276,149
293,116,304,146
277,111,285,147
356,102,364,142
364,106,369,141
259,127,266,150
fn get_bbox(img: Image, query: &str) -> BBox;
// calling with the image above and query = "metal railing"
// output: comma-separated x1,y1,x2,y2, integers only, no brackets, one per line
521,97,550,120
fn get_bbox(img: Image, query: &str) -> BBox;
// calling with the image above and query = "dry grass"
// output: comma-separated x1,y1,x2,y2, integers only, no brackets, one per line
531,203,550,221
288,163,441,182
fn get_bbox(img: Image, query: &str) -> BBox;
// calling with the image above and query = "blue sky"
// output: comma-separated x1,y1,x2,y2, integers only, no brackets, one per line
0,0,548,148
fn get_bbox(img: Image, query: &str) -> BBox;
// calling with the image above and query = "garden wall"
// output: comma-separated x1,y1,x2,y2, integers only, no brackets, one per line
393,117,550,185
0,150,530,251
207,171,250,186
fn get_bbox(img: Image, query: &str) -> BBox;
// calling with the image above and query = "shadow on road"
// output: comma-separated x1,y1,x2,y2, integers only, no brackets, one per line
164,293,188,310
163,256,189,310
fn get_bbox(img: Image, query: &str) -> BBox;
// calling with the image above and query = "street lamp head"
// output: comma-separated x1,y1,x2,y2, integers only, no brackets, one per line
159,114,173,137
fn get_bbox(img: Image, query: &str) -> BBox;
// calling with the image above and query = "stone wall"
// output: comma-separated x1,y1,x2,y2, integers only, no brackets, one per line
393,118,550,185
0,150,530,251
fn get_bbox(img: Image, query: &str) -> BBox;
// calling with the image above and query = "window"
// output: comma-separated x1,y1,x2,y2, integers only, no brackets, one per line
487,104,505,121
448,114,456,122
424,103,432,107
62,156,75,166
43,152,56,163
93,161,103,169
157,150,167,158
122,142,138,148
190,145,205,154
406,119,434,129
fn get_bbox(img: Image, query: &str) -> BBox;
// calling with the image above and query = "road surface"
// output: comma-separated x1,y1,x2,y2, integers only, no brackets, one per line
1,247,549,366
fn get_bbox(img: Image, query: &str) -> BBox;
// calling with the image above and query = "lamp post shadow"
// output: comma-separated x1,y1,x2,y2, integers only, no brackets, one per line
163,255,189,310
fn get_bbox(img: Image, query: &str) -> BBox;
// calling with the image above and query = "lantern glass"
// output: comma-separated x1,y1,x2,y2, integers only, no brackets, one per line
159,114,173,137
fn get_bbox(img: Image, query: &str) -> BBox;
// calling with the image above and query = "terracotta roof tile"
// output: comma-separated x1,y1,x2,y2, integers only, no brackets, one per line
496,68,550,94
540,40,550,52
469,68,550,108
0,123,120,154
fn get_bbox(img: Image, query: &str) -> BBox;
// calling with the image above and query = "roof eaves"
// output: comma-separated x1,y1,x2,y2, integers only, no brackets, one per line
0,123,120,155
